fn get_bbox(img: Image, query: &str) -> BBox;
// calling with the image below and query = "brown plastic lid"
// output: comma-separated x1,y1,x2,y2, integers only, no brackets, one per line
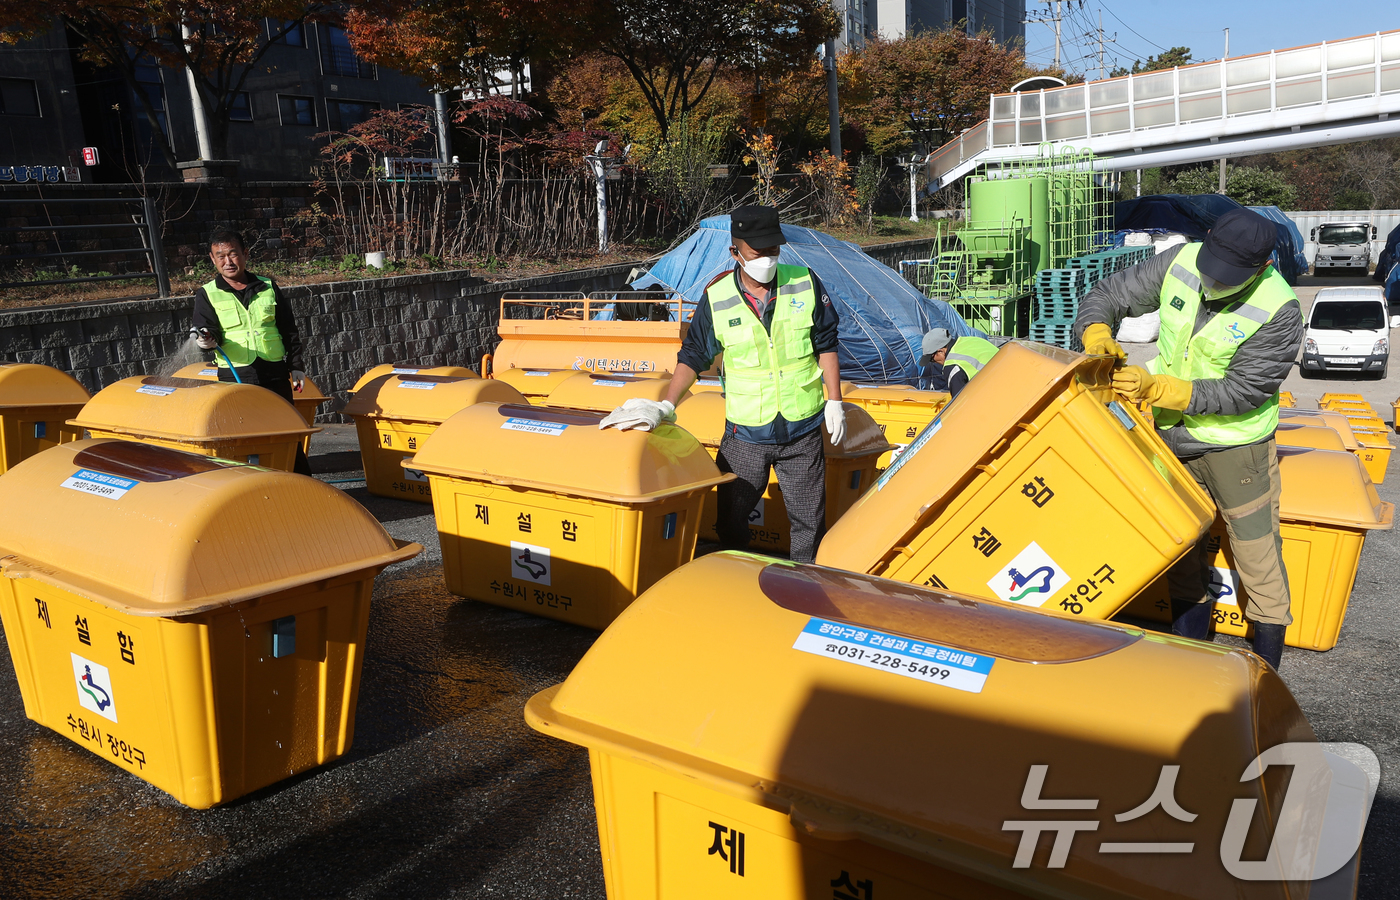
0,363,91,409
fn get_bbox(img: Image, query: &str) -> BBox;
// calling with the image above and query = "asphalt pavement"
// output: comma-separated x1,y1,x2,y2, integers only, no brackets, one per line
2,284,1399,898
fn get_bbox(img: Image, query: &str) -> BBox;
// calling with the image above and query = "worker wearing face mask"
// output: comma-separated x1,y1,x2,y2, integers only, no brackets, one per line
599,205,843,564
1073,208,1303,670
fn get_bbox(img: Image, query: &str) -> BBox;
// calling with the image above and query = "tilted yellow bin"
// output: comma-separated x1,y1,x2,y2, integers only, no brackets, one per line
1209,447,1394,650
0,363,90,475
342,374,526,502
842,384,950,469
410,403,733,629
71,376,315,472
0,439,420,808
816,342,1216,620
173,363,327,453
1392,397,1400,432
493,367,586,405
351,364,476,393
542,371,684,413
526,552,1334,900
675,392,891,554
1277,390,1295,408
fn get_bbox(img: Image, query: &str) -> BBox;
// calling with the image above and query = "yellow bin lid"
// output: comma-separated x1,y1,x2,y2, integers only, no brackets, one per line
844,383,951,409
1278,408,1361,450
411,402,731,503
1275,421,1348,452
527,552,1320,898
0,363,91,409
171,363,329,404
352,364,476,393
342,373,525,424
543,371,685,412
0,439,420,616
1277,446,1393,529
674,392,891,460
71,376,315,444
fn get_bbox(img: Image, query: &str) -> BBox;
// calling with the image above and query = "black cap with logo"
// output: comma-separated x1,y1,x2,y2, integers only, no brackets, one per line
1198,208,1277,286
730,205,786,248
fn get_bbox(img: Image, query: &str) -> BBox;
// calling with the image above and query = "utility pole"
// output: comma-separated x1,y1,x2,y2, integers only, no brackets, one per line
584,141,629,254
1092,10,1117,81
824,40,841,158
899,156,928,222
1219,28,1229,194
180,24,213,160
1023,1,1079,69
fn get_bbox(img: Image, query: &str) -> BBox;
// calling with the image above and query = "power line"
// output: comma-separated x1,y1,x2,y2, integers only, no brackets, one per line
1098,1,1170,55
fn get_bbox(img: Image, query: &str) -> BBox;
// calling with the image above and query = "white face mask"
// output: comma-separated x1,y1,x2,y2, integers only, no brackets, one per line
741,255,779,284
1201,273,1248,301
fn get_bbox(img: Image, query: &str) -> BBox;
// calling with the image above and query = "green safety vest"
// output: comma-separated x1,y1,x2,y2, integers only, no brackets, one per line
204,276,285,368
708,265,824,427
1147,243,1295,446
944,336,999,381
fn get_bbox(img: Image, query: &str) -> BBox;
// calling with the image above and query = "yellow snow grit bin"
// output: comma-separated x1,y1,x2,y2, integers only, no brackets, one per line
0,439,420,808
525,552,1333,900
410,402,734,629
674,392,891,553
494,367,593,405
351,364,476,393
1319,392,1367,404
542,371,686,413
842,384,951,470
1275,408,1386,484
816,342,1216,621
1208,447,1393,650
488,293,691,376
1274,421,1352,452
341,373,525,503
0,363,90,475
173,363,327,454
70,376,315,472
1277,390,1294,408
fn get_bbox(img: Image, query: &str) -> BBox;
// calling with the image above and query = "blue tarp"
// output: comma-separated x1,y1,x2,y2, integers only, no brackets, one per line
1385,263,1400,308
1111,194,1307,284
1249,206,1309,286
1376,222,1400,284
628,216,977,384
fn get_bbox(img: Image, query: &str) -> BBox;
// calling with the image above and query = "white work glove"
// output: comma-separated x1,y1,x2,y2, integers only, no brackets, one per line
291,370,306,393
824,399,847,446
194,330,218,351
598,398,675,432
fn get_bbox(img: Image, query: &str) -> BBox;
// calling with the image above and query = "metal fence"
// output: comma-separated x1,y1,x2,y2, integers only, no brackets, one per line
0,196,169,297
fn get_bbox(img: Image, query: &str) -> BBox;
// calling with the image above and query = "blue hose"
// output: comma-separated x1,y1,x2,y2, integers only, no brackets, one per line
215,346,243,384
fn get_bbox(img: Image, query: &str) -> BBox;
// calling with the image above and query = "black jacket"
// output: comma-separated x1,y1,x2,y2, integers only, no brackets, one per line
191,273,305,376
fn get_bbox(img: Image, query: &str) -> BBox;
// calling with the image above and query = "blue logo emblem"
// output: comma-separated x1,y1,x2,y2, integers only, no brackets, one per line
1227,322,1247,342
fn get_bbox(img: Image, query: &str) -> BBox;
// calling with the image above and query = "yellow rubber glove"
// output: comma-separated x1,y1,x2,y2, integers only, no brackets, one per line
1081,323,1126,360
1112,366,1193,411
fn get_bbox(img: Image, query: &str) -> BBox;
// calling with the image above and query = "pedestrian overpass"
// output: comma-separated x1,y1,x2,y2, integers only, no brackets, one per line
927,29,1400,190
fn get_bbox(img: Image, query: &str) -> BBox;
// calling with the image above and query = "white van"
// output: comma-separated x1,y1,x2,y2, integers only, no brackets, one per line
1301,286,1399,378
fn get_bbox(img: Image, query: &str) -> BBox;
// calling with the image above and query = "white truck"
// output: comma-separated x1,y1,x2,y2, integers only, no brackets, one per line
1311,222,1377,274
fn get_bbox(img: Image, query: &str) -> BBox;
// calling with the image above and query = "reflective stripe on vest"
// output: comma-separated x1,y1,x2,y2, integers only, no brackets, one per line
1149,243,1295,446
944,336,999,381
204,277,285,367
707,265,824,428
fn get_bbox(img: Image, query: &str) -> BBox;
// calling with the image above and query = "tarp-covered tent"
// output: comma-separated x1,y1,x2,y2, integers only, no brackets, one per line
1114,194,1307,284
1376,222,1400,284
628,215,977,383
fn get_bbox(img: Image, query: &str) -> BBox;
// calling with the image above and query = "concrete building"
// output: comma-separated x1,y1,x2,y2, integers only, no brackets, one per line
869,0,1026,46
0,19,437,183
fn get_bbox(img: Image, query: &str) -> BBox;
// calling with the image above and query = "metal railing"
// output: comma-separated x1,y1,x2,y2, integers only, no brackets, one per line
499,292,696,322
0,196,169,297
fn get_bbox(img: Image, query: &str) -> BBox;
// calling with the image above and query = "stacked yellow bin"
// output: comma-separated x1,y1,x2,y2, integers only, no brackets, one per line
542,371,684,412
841,383,950,469
410,402,733,629
0,363,90,475
1278,390,1295,408
674,392,891,554
70,376,315,472
342,373,525,502
1279,408,1387,484
1316,401,1393,484
173,363,327,454
351,364,475,393
527,552,1336,900
0,439,419,808
817,342,1216,621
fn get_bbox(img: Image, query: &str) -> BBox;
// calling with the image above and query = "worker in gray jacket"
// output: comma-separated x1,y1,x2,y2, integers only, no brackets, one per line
1073,209,1303,670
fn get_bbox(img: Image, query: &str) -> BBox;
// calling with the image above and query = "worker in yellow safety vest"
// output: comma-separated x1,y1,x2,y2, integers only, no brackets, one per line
192,227,312,475
919,329,999,398
1074,208,1303,670
600,205,845,563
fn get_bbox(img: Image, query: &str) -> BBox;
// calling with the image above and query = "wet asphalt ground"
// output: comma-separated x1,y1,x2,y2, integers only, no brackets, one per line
2,275,1399,898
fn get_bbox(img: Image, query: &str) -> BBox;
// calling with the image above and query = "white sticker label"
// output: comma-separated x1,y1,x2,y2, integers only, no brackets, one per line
986,541,1073,607
401,458,428,483
397,380,436,390
793,617,993,694
61,469,137,500
696,378,723,386
199,368,218,376
391,367,421,374
72,653,118,723
501,417,567,436
510,541,552,585
746,497,766,526
876,420,941,489
1209,566,1242,606
522,370,553,377
136,384,176,397
593,379,628,387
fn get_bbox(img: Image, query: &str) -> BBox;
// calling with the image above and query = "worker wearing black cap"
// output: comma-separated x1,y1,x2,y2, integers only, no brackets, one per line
1074,208,1303,670
600,205,844,564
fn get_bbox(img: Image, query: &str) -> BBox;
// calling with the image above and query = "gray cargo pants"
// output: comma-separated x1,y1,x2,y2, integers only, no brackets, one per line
715,428,827,564
1167,439,1293,626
